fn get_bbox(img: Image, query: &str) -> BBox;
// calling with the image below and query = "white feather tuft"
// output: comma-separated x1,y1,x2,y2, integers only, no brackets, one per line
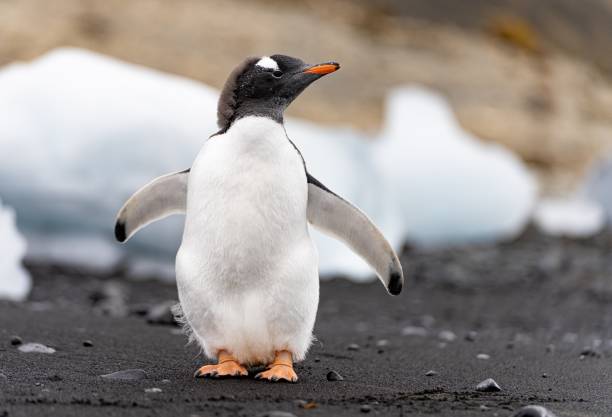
255,56,279,71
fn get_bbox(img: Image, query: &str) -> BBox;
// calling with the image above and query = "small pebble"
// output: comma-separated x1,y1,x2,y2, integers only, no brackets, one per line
10,336,22,346
326,370,344,381
438,330,456,342
145,387,162,393
419,315,436,328
161,379,171,384
256,412,297,417
562,333,578,344
300,401,317,410
476,378,501,392
465,331,478,342
346,343,360,351
512,405,557,417
360,404,372,413
476,353,490,360
48,374,62,381
545,344,555,353
425,370,437,376
580,347,601,358
101,369,147,381
541,373,548,378
375,339,389,347
83,340,94,347
401,326,428,337
18,343,56,354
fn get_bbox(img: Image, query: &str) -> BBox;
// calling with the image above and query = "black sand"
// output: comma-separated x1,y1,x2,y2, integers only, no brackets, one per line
1,229,612,416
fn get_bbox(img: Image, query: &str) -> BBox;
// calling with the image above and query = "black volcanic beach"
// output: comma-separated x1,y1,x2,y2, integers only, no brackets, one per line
1,229,612,417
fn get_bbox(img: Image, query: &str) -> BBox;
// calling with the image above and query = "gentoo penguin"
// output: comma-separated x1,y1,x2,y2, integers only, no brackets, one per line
114,55,403,382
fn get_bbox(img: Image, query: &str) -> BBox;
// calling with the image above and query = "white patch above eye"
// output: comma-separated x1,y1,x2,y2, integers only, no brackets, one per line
255,56,279,71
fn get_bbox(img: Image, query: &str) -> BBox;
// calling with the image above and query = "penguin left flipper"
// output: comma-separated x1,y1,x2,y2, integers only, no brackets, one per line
306,173,404,295
114,169,189,243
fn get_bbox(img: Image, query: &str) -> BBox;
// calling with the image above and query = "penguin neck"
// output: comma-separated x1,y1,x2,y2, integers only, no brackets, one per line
217,98,287,136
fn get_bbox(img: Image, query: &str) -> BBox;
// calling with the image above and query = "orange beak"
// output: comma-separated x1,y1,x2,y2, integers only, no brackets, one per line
303,62,340,75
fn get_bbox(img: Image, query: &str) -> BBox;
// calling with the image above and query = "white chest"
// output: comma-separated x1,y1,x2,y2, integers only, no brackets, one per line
181,117,309,268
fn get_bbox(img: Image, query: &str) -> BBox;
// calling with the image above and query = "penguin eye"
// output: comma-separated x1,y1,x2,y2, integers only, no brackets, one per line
272,70,283,78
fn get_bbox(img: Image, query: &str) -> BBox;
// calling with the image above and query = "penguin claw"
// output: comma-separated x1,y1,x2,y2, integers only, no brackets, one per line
194,362,248,379
254,365,298,383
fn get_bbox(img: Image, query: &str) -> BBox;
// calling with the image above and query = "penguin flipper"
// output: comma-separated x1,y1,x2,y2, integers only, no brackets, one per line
114,169,189,243
306,173,404,295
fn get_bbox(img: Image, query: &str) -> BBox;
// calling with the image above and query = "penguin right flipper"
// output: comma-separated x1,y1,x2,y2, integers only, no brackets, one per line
114,169,189,243
306,173,404,295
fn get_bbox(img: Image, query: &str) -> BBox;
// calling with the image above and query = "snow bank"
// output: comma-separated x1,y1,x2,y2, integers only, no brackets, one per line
0,48,537,282
533,198,604,237
0,199,31,301
374,87,537,246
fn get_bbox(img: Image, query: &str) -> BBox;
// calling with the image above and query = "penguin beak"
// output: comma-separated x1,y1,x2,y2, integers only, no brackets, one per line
303,62,340,75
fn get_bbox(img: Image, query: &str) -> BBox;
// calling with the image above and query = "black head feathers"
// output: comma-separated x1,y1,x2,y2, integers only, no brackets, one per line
216,56,259,134
214,55,339,134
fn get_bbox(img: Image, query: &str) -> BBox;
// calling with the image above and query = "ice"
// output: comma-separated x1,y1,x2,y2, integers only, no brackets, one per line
533,198,604,237
0,198,31,301
585,155,612,225
0,49,537,282
374,87,537,247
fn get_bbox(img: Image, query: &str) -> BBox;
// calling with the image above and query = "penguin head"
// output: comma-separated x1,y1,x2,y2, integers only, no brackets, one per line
216,55,340,133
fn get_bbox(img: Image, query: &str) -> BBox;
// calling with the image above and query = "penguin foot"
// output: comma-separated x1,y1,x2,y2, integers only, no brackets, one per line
194,350,248,379
255,350,298,383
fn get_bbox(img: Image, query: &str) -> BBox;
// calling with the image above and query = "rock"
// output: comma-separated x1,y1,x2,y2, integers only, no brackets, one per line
48,374,62,381
401,326,428,337
476,378,501,392
375,339,389,347
0,372,7,382
476,353,490,360
145,387,162,393
580,347,602,358
418,315,436,328
9,335,22,346
91,281,128,318
438,330,457,342
360,404,372,413
545,344,555,353
346,343,360,351
326,370,344,381
512,405,557,417
465,331,478,342
101,369,147,381
83,340,94,347
146,300,178,326
425,370,437,376
562,332,578,344
299,401,317,410
18,343,56,354
256,412,297,417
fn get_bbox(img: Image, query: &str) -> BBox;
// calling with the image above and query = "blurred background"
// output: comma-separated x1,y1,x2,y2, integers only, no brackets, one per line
2,0,612,300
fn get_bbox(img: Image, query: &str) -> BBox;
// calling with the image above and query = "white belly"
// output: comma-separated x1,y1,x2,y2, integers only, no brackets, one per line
176,117,319,365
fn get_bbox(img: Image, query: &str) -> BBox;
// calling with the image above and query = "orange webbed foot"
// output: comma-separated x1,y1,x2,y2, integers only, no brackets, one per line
194,350,248,379
254,350,298,383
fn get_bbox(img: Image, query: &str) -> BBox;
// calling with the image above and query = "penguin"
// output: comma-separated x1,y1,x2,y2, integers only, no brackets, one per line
114,55,404,383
